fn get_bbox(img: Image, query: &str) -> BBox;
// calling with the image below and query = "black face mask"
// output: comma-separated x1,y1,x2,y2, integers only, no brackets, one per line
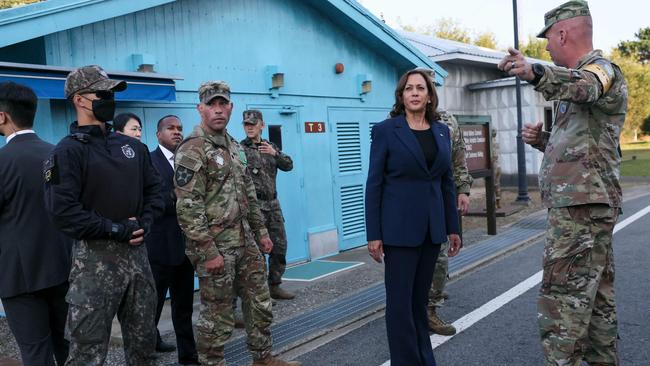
91,98,116,122
81,92,116,122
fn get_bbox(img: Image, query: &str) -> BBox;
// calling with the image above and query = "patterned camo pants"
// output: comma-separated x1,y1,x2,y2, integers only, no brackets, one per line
196,239,273,365
428,240,449,308
538,204,619,366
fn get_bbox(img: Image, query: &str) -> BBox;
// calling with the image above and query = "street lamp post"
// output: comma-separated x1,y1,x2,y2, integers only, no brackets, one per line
513,0,530,202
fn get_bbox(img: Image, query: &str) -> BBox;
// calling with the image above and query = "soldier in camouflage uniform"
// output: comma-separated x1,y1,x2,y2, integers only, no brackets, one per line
44,65,163,365
491,129,502,208
174,81,300,366
240,110,295,300
499,1,627,365
426,111,473,336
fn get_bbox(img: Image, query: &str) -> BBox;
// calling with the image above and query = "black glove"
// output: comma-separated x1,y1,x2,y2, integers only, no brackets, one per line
107,219,141,243
137,217,152,238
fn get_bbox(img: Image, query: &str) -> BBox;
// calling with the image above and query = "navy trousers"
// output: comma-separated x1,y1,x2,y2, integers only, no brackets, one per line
151,256,198,364
1,281,69,366
384,240,441,366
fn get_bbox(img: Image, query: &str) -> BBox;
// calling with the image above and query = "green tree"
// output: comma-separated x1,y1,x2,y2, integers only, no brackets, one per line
520,35,551,61
617,27,650,63
474,31,498,49
430,18,471,43
641,115,650,135
611,49,650,141
0,0,43,9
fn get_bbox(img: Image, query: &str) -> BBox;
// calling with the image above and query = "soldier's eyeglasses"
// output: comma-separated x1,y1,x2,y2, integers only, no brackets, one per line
94,90,115,100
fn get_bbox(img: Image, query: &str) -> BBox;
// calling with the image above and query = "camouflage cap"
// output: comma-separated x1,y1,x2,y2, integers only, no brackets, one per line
64,65,126,99
537,0,591,38
198,81,230,104
243,109,263,125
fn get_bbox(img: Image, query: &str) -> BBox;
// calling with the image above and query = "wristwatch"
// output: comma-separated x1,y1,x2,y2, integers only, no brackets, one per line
531,63,545,85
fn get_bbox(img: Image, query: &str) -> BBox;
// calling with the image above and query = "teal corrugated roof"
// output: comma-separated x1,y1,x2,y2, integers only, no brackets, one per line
0,0,175,48
0,0,447,83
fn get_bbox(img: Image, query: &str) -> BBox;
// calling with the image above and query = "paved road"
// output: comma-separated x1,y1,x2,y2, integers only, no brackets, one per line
296,193,650,366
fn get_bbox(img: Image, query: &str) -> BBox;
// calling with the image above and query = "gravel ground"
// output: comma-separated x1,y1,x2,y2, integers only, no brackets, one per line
0,319,20,361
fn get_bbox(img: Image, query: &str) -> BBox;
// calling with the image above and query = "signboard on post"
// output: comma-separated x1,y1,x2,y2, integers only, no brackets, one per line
456,115,497,235
461,124,490,172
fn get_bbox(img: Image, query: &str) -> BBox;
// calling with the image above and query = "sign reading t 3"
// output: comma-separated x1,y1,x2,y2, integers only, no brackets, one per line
304,122,326,133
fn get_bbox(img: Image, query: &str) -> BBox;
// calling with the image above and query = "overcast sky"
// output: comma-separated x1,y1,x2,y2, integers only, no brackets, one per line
357,0,648,52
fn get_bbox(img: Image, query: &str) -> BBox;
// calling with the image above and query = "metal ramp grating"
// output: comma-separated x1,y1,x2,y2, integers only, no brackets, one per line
225,285,386,364
224,215,547,365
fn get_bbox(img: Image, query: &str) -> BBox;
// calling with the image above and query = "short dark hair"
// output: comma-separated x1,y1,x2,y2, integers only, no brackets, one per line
0,81,38,129
113,112,142,132
390,69,440,122
157,114,180,132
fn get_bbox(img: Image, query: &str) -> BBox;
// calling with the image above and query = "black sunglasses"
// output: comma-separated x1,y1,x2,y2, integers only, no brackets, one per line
81,90,114,100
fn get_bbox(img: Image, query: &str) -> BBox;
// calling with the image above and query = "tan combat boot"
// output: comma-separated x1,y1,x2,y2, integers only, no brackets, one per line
269,285,295,300
251,355,301,366
427,307,456,336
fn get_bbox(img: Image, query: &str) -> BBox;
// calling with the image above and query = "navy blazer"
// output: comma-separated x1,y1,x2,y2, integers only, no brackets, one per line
145,147,187,266
0,133,72,298
365,115,459,246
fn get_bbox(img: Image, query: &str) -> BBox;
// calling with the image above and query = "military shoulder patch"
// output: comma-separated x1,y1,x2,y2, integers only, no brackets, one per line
175,166,194,187
175,153,202,187
583,59,614,94
43,155,58,184
238,149,247,166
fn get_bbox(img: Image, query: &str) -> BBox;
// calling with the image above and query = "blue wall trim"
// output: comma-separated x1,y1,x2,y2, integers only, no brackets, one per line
0,67,176,101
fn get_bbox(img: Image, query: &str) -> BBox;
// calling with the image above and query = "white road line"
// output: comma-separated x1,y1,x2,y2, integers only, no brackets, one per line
612,205,650,234
379,204,650,366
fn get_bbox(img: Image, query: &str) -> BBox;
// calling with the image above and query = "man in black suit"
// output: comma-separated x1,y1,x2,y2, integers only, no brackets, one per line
146,115,199,365
0,82,72,365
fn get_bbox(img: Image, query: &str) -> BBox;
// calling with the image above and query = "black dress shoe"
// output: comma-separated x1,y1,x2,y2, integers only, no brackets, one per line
156,340,177,353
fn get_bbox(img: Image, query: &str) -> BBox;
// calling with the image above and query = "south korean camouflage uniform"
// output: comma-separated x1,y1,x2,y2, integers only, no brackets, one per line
530,3,628,363
428,111,473,309
240,111,294,286
45,65,163,366
174,82,273,365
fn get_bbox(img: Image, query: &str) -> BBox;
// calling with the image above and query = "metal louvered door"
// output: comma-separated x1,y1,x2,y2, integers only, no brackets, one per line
329,108,389,251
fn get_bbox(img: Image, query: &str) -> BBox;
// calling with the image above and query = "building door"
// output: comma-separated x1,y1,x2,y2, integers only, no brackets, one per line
329,108,389,251
248,106,308,264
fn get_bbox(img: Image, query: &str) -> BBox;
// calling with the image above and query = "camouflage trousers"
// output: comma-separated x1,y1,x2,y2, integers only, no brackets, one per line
428,240,449,308
261,200,288,286
65,239,157,366
196,236,273,365
538,204,619,366
494,165,502,202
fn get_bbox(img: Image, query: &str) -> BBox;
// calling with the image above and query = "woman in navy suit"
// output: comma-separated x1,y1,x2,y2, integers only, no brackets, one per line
365,69,462,366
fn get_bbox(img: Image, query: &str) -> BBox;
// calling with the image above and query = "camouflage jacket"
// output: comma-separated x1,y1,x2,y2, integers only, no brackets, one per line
439,111,473,195
532,50,627,208
240,138,293,207
174,126,268,273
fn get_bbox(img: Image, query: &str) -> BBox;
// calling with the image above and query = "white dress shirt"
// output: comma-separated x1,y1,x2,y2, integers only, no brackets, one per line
6,129,35,144
159,144,175,169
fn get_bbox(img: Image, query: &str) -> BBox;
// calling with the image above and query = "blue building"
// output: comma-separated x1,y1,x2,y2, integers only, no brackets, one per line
0,0,446,263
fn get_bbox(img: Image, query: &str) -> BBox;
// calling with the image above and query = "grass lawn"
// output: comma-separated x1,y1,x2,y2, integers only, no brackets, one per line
621,148,650,176
621,141,650,150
